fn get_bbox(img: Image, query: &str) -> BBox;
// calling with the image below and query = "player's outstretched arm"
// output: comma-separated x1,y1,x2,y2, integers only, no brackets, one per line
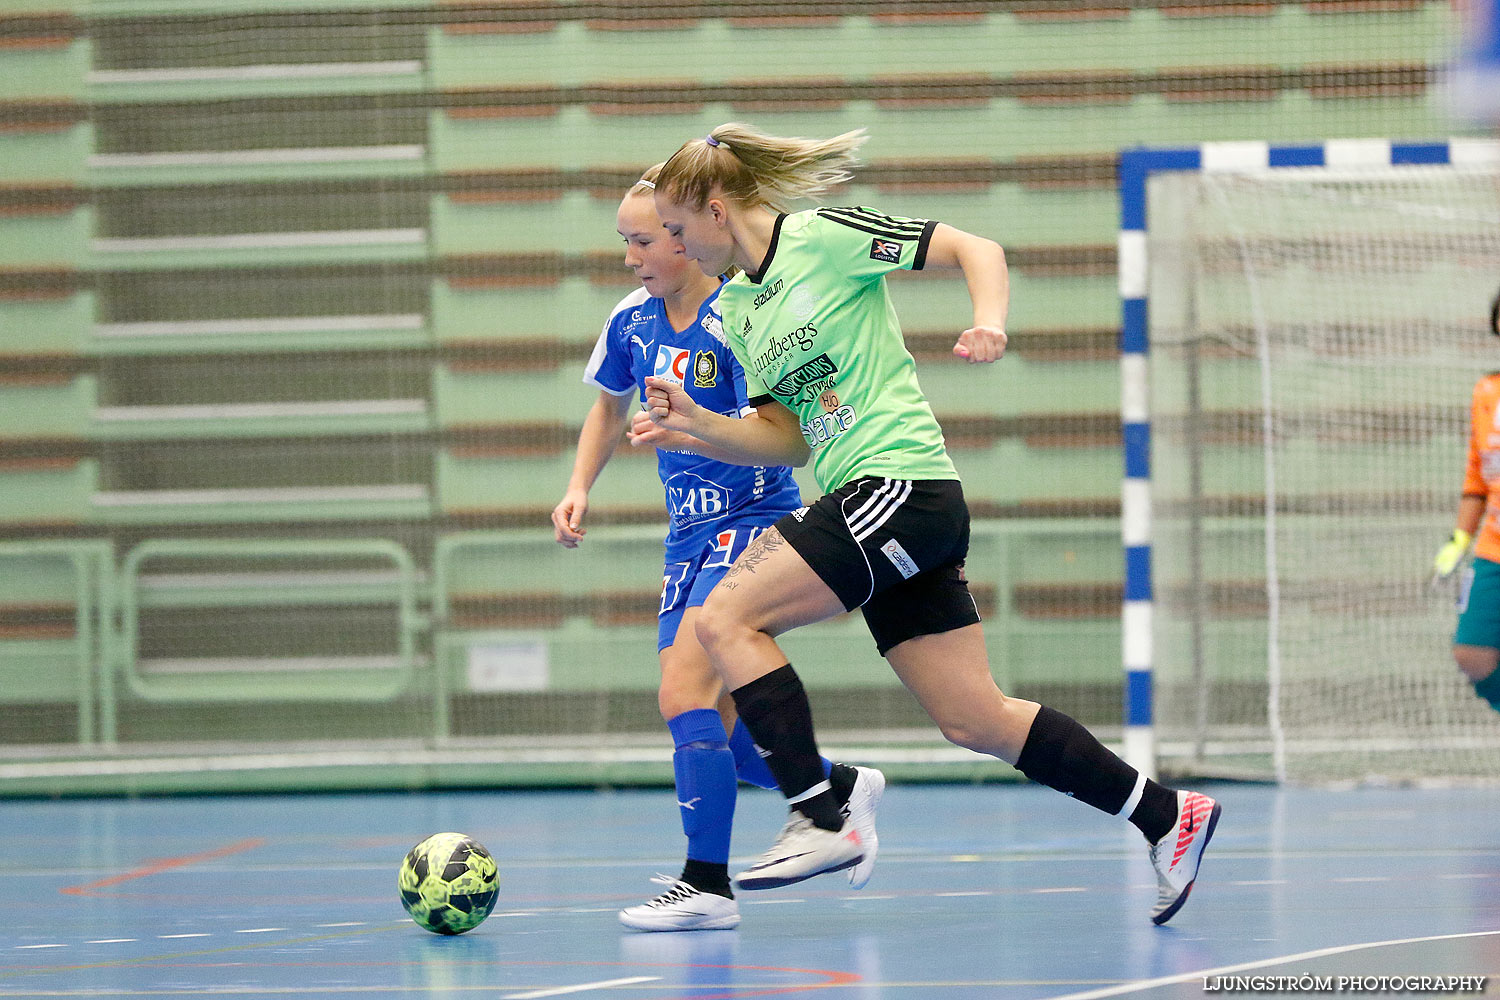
552,390,632,547
643,375,809,467
921,223,1009,364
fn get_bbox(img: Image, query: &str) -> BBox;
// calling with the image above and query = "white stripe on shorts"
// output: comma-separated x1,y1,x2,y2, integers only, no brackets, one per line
849,479,912,541
844,478,896,532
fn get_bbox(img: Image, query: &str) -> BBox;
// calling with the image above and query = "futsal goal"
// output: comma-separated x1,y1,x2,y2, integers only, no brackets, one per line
1121,139,1500,784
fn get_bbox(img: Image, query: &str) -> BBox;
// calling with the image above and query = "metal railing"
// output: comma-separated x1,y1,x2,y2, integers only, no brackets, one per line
1,520,1119,751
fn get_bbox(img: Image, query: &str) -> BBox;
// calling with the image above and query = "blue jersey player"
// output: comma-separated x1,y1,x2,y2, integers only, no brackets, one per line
551,164,884,932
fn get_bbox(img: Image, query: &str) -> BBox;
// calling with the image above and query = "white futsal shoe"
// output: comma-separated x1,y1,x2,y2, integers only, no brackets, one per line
1149,789,1222,925
842,766,885,889
618,875,740,932
735,812,865,890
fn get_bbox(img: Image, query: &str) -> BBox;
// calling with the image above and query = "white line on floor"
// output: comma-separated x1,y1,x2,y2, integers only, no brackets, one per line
502,976,661,999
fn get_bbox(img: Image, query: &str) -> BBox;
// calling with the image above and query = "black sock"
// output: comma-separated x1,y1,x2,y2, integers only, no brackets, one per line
1015,705,1176,841
1129,781,1179,845
829,761,857,808
730,665,843,831
681,858,732,899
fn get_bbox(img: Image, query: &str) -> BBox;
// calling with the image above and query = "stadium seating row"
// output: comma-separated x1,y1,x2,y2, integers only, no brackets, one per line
0,0,1464,750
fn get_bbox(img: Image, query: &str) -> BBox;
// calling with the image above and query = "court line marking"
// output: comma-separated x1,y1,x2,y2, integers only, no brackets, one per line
0,923,409,979
59,838,266,898
502,976,660,999
1043,928,1500,1000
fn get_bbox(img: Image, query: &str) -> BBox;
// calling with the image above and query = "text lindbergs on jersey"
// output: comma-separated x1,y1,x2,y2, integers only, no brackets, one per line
715,207,957,492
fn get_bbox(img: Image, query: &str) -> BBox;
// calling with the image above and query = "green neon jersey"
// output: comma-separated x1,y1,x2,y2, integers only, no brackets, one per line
718,207,959,493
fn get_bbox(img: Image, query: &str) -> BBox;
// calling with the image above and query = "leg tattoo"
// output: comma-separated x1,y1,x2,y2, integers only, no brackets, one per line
725,526,785,580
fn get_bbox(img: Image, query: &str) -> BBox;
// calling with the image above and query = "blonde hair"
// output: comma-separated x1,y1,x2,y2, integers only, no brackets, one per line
625,162,664,198
624,161,740,279
654,122,867,212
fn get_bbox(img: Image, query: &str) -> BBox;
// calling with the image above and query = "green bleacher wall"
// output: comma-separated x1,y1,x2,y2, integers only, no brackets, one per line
0,0,1471,794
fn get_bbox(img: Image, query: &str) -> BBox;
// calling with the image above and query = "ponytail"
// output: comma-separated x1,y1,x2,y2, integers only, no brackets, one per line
655,122,867,212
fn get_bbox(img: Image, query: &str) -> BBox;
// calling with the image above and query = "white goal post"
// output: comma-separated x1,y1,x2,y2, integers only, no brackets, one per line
1119,139,1500,784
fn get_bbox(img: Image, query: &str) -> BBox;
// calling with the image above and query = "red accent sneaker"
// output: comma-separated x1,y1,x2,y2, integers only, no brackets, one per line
1149,789,1221,925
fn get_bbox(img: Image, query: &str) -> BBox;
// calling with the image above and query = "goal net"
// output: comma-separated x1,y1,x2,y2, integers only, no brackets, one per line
1146,153,1500,784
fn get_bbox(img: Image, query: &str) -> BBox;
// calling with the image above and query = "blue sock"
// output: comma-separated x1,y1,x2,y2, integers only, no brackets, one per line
1474,668,1500,711
728,718,833,791
667,709,737,865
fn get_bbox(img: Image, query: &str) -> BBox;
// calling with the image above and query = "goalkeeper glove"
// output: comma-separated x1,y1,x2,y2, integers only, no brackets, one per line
1433,528,1474,580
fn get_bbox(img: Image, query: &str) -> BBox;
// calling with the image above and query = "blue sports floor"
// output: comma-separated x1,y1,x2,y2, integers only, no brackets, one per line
2,782,1498,998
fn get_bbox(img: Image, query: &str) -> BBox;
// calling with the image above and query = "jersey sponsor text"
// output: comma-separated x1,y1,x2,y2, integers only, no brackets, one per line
800,404,858,447
751,323,819,375
769,353,838,397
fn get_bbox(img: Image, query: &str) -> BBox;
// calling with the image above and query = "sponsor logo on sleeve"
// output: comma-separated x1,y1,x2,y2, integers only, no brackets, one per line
701,312,725,344
869,238,903,263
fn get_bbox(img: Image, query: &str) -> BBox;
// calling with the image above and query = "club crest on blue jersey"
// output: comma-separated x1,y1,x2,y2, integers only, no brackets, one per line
869,238,902,263
653,345,691,385
693,351,717,388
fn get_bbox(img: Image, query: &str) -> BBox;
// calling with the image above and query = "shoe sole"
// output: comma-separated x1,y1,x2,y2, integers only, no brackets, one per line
735,854,861,891
846,769,885,890
1151,801,1221,926
617,913,741,932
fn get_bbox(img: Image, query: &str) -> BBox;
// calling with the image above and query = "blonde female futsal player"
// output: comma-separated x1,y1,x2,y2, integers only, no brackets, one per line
640,124,1220,925
553,164,882,932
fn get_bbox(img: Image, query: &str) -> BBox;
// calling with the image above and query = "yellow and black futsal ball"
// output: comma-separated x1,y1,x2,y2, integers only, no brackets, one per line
398,832,499,935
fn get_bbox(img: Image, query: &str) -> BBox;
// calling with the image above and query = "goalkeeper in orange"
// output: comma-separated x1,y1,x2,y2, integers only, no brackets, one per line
1433,285,1500,708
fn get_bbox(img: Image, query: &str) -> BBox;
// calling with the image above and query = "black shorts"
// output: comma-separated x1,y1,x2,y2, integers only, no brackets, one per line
774,477,981,656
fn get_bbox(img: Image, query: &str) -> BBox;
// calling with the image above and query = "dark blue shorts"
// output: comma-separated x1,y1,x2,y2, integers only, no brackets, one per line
657,514,781,652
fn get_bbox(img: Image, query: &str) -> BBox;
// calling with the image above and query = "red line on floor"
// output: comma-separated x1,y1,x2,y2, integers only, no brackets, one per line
59,837,267,897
